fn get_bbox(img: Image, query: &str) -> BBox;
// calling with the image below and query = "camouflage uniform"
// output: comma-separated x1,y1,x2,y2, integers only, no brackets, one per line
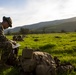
0,23,12,63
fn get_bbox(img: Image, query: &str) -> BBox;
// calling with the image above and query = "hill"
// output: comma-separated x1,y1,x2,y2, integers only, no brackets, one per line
37,21,76,32
4,17,76,33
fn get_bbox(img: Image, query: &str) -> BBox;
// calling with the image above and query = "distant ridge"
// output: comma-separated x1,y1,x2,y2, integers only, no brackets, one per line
4,17,76,33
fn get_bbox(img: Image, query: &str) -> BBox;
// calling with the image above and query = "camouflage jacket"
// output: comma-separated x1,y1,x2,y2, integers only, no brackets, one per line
0,22,4,35
0,22,8,42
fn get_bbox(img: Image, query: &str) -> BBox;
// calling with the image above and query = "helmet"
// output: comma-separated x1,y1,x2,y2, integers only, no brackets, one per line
3,16,12,27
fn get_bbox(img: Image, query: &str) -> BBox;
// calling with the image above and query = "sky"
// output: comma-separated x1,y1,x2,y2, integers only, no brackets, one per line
0,0,76,28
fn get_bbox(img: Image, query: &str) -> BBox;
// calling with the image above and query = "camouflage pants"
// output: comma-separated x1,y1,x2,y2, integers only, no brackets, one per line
0,41,12,63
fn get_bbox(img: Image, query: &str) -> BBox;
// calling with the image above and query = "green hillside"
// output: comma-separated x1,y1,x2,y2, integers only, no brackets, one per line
36,21,76,32
5,17,76,33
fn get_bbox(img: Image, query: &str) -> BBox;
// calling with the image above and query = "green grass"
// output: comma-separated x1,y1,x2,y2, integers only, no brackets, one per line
0,67,19,75
1,32,76,75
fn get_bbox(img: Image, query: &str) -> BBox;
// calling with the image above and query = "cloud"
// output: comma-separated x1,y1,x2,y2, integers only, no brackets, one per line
56,0,76,19
0,0,76,28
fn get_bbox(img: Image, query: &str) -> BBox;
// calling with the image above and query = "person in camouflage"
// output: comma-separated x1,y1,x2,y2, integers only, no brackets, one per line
0,16,13,64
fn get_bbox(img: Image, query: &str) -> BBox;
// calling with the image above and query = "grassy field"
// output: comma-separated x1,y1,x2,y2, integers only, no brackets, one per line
1,32,76,75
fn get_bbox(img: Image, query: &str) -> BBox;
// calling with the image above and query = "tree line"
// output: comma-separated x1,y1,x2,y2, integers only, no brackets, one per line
6,27,76,35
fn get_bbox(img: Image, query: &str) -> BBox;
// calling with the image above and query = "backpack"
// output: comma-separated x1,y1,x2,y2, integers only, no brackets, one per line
19,48,56,75
33,51,56,75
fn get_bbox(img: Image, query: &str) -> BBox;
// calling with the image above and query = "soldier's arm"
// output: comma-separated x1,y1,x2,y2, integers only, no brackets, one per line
0,25,9,41
0,25,4,35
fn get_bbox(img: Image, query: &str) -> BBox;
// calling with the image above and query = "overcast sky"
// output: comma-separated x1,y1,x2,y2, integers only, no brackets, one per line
0,0,76,28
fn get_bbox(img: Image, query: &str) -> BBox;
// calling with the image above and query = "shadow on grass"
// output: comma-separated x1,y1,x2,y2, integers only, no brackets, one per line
6,67,19,75
0,65,19,75
51,49,74,54
39,43,56,50
0,64,11,75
